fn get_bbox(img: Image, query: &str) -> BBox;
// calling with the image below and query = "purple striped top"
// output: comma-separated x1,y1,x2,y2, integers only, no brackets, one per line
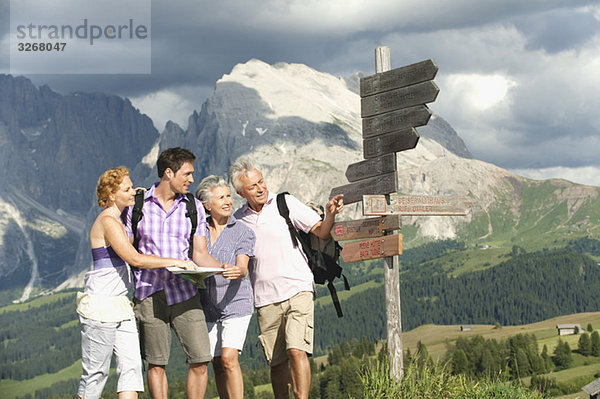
91,246,127,270
200,216,255,322
124,184,208,305
84,245,131,297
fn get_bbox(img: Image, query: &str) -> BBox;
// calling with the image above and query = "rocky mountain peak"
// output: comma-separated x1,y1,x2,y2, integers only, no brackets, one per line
0,74,159,214
1,60,598,301
218,59,360,127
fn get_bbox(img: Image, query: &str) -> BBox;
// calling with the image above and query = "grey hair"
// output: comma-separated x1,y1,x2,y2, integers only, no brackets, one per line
229,158,257,191
195,175,228,205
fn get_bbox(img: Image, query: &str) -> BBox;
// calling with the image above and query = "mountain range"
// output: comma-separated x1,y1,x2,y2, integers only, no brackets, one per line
0,59,598,304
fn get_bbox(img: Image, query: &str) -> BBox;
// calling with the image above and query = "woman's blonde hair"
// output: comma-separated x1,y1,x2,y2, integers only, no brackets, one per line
96,166,129,207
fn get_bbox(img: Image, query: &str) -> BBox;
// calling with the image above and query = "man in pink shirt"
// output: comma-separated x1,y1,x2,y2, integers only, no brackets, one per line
230,159,344,399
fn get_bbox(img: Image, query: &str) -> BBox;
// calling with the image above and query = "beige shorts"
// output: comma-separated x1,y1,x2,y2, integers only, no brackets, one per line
134,291,211,366
256,291,314,366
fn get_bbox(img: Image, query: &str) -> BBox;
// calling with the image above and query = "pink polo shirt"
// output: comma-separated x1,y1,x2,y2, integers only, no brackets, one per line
234,191,321,308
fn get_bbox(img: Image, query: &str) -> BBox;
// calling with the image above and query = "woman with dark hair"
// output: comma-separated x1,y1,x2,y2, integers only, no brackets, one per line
196,175,255,399
77,166,197,399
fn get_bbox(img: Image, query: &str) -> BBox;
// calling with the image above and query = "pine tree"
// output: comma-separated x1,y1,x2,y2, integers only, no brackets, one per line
515,348,532,376
578,333,592,356
480,348,496,376
591,331,600,356
452,349,468,375
541,345,553,372
552,339,573,370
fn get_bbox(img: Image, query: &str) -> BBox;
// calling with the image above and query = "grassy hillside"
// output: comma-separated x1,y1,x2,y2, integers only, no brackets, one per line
4,234,600,398
402,312,600,360
3,293,600,398
457,180,600,251
402,313,600,399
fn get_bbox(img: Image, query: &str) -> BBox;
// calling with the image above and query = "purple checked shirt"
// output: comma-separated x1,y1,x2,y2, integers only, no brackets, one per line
124,184,208,305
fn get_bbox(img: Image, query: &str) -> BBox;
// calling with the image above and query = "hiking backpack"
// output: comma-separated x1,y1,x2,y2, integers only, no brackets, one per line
130,189,198,258
276,192,349,318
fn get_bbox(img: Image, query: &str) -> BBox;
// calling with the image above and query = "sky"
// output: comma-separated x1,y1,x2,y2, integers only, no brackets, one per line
1,0,600,186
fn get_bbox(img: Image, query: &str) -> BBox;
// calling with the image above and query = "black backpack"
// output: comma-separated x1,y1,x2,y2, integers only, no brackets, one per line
130,189,198,258
276,192,349,318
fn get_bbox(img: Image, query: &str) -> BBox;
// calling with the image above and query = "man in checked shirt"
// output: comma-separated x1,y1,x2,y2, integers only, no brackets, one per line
125,147,233,399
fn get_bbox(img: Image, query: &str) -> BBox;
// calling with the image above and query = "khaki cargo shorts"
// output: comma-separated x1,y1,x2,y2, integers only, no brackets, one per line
256,291,314,367
134,291,211,366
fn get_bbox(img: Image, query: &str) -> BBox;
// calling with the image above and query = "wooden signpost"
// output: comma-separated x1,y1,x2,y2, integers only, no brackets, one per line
340,234,402,263
330,55,439,204
362,105,431,138
360,59,439,97
360,80,439,118
363,194,470,216
363,127,420,159
345,154,397,182
330,46,469,382
331,215,401,241
330,171,396,205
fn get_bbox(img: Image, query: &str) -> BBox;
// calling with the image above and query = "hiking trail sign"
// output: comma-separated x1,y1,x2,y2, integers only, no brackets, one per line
340,234,402,263
328,46,470,383
362,105,431,138
363,127,420,159
360,80,439,118
330,172,396,205
345,153,396,182
360,59,438,97
331,215,401,242
363,194,470,216
330,57,439,204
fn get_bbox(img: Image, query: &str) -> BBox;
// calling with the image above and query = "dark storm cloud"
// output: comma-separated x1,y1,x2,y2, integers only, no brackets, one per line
514,7,600,53
1,0,599,183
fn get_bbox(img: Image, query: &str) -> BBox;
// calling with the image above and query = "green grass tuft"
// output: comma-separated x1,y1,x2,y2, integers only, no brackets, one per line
359,360,543,399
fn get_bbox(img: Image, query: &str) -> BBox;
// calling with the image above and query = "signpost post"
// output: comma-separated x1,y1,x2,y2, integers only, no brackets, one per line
330,46,468,382
372,46,405,383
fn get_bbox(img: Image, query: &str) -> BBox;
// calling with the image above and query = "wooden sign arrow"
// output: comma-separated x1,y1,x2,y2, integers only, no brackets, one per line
330,171,396,205
331,215,401,241
363,127,419,159
341,233,402,263
362,105,432,139
362,194,470,216
361,80,439,118
360,59,438,97
345,153,396,182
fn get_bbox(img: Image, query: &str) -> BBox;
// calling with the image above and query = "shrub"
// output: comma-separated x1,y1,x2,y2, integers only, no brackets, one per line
359,359,543,399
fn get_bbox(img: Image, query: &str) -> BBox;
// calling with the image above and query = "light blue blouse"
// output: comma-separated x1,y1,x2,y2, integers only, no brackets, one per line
200,216,255,322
